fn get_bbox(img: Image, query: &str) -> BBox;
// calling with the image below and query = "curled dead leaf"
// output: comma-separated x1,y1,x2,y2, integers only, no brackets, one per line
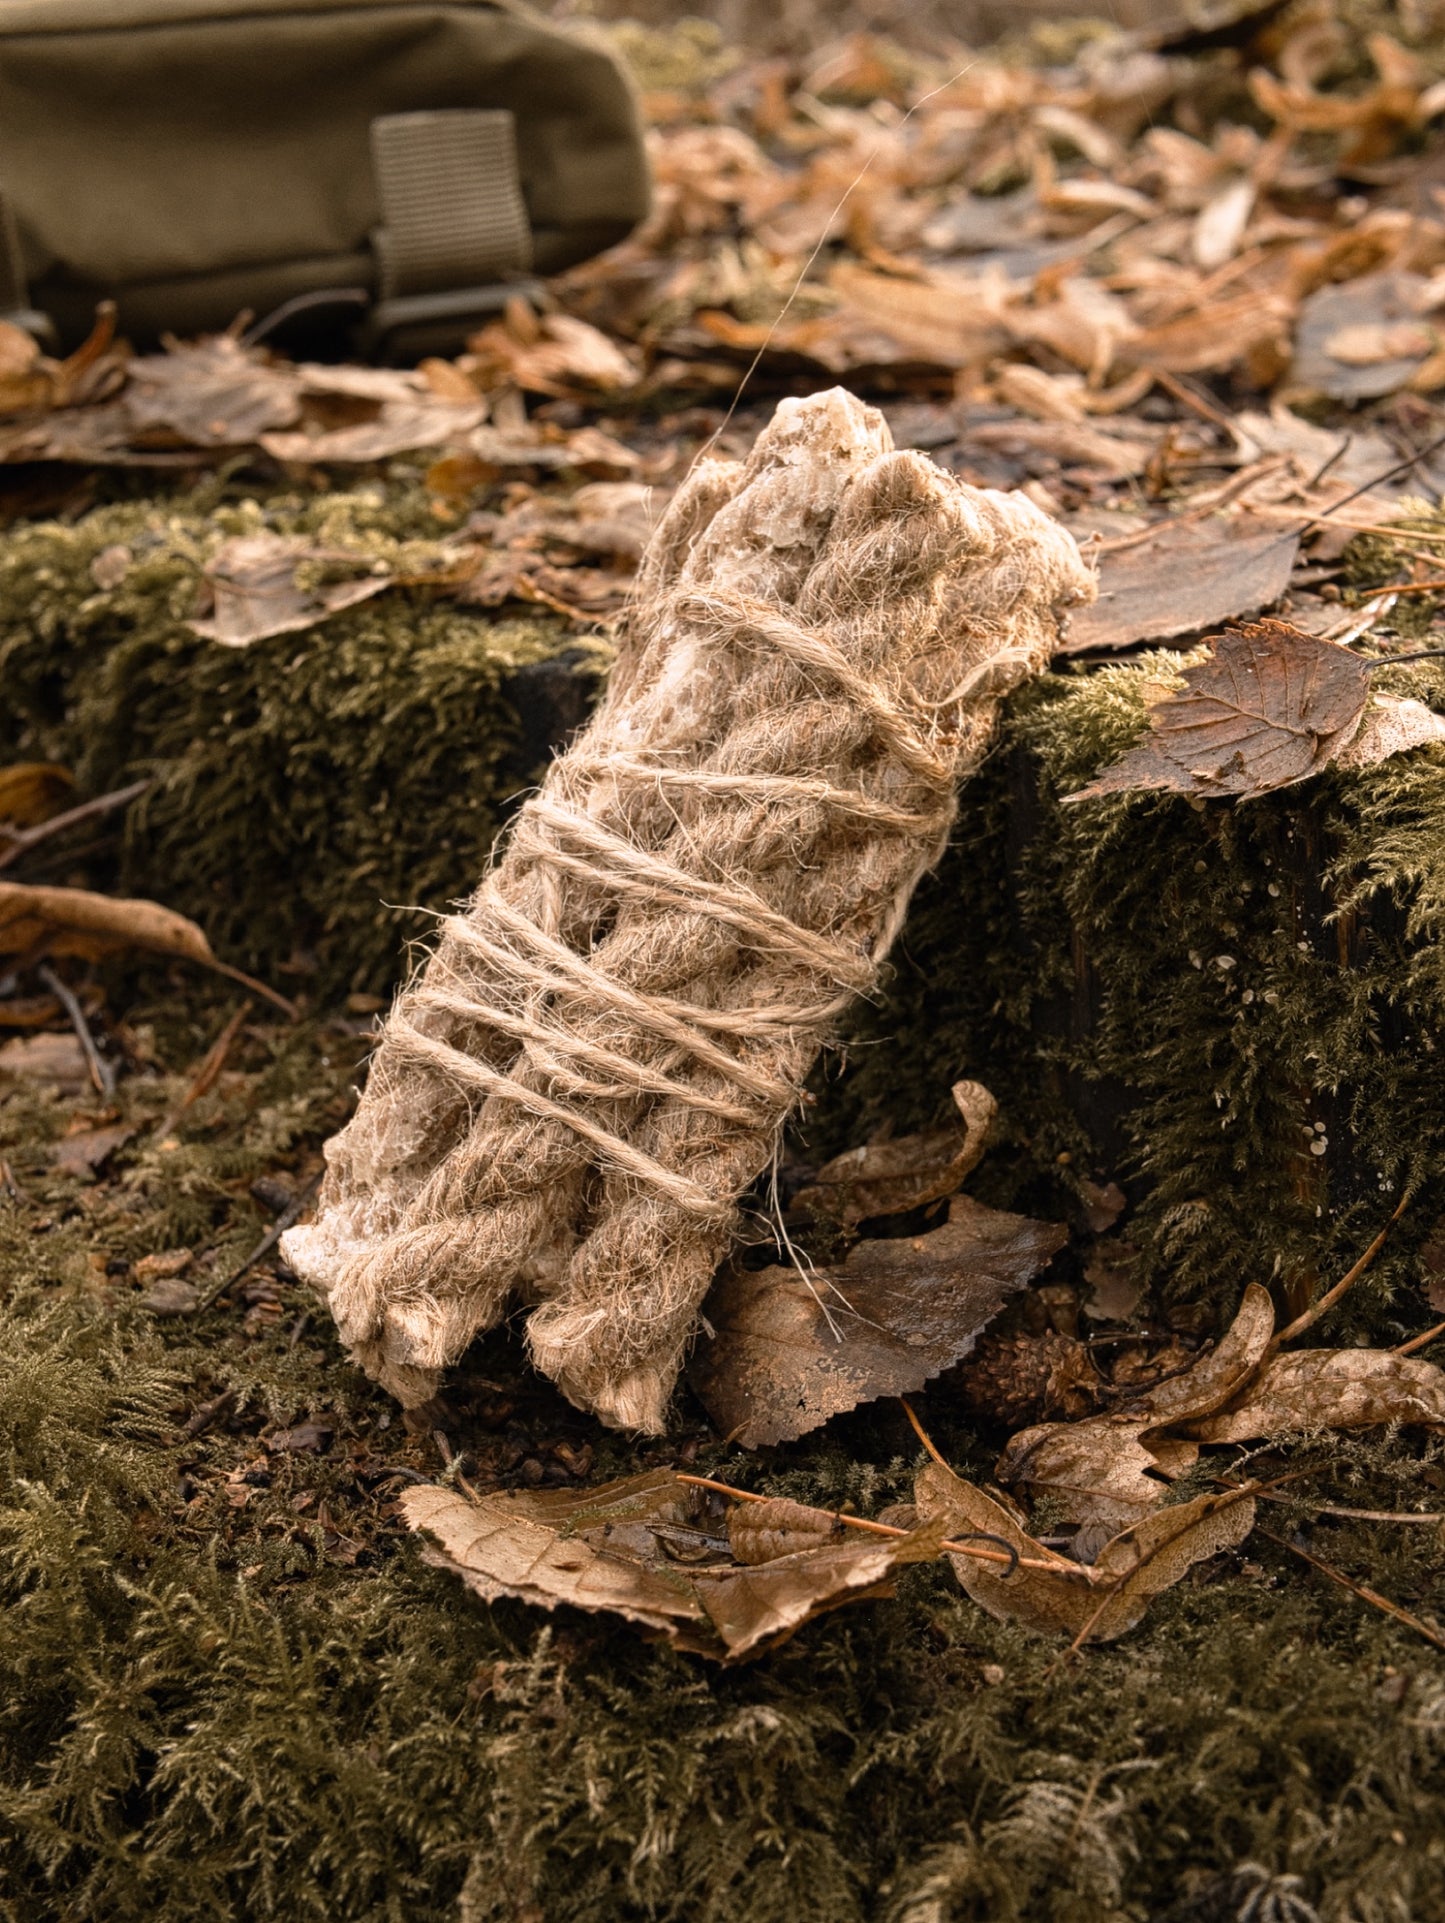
1066,622,1371,801
0,763,74,829
0,881,215,967
1187,1347,1445,1442
793,1079,997,1225
996,1283,1275,1528
189,533,396,647
726,1496,842,1564
916,1461,1255,1643
0,881,294,1017
403,1472,940,1662
690,1195,1066,1447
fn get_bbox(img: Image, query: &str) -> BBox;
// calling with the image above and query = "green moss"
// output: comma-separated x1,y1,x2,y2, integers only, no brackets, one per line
817,653,1445,1340
2,986,1444,1922
0,478,604,996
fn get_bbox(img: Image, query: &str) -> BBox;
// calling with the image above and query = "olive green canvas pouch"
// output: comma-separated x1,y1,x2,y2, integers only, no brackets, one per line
0,0,649,355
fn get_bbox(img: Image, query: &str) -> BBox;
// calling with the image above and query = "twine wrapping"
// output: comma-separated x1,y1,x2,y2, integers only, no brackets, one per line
283,388,1095,1432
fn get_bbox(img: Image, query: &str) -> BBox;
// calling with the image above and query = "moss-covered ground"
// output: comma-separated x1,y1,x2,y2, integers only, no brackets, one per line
1,974,1443,1923
5,486,1445,1918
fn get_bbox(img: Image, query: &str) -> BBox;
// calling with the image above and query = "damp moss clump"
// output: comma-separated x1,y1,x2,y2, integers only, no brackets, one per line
0,477,604,995
1,980,1443,1923
819,651,1445,1340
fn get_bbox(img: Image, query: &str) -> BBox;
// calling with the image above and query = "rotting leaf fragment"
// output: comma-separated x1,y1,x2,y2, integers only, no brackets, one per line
189,533,396,647
402,1473,941,1663
915,1461,1255,1644
689,1195,1067,1448
792,1079,997,1226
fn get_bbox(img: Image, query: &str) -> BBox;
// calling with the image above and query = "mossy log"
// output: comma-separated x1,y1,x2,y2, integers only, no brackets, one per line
6,488,1445,1333
822,656,1445,1339
0,480,605,996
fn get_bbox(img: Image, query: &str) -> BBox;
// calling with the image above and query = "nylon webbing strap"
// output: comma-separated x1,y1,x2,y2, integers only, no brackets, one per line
370,110,532,302
0,192,30,315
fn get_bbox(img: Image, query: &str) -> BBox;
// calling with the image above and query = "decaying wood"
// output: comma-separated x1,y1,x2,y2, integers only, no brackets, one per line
284,386,1093,1431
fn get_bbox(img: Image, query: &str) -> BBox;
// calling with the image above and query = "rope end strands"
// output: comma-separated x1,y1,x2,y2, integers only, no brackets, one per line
282,387,1095,1433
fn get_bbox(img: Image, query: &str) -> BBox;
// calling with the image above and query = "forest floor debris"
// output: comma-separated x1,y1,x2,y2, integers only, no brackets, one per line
5,1,1445,1915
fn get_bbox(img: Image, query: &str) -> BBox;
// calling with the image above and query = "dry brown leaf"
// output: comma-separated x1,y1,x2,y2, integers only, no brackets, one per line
916,1461,1254,1643
995,1283,1275,1528
1291,271,1438,401
0,763,74,828
124,338,302,447
1333,694,1445,769
793,1079,997,1226
188,534,394,648
1066,621,1371,801
726,1496,842,1564
466,311,641,396
260,397,485,465
0,320,55,418
914,1462,1098,1637
690,1526,941,1660
1059,524,1299,656
1188,1348,1445,1441
968,417,1156,482
52,1121,134,1177
403,1473,940,1662
690,1195,1067,1447
1125,290,1293,376
0,882,215,967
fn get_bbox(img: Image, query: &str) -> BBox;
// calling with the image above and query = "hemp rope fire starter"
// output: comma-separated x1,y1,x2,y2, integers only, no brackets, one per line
283,388,1095,1432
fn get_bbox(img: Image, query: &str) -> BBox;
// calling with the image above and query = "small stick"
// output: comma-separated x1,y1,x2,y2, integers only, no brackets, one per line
1394,1319,1445,1358
673,1471,1092,1579
206,959,298,1022
899,1395,952,1468
1253,1491,1445,1524
1261,1528,1445,1653
150,999,251,1142
188,1168,323,1313
36,961,114,1097
1298,427,1445,528
0,776,151,873
1273,1193,1409,1348
1304,432,1352,492
1150,368,1240,440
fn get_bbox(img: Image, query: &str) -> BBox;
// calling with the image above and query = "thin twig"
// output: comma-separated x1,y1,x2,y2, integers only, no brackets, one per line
150,999,251,1142
1273,1193,1409,1348
899,1395,952,1468
0,776,151,873
1394,1318,1445,1358
1304,432,1352,492
1298,427,1445,527
36,962,114,1098
1253,1491,1445,1524
1151,368,1240,439
206,958,299,1022
1261,1528,1445,1653
673,1471,1093,1579
188,1168,323,1313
